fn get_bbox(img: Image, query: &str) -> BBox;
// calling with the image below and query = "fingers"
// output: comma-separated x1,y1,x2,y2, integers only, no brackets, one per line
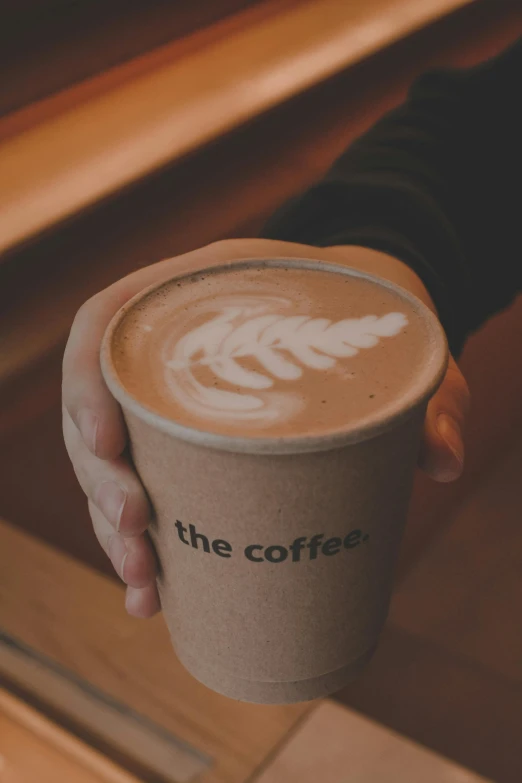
90,494,160,616
63,408,150,535
125,584,161,619
63,289,131,460
64,404,158,606
88,501,157,589
418,355,470,482
62,263,171,461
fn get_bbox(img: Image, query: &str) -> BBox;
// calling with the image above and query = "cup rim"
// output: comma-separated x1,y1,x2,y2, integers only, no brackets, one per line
100,257,448,455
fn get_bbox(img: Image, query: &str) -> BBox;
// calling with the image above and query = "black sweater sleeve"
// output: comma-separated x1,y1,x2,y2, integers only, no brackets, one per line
262,40,522,356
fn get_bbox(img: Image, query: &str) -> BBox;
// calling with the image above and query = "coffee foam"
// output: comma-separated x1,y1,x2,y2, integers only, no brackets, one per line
111,264,429,439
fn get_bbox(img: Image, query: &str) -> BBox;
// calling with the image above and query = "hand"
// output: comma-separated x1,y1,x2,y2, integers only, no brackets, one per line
63,239,469,617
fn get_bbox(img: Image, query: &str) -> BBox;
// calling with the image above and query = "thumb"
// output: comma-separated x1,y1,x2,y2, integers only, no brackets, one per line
418,355,470,483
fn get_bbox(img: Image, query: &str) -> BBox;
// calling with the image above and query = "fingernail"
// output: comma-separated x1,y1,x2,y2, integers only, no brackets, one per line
78,409,99,455
98,482,127,531
437,414,464,472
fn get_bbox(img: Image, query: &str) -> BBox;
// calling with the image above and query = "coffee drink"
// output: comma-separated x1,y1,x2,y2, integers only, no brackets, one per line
111,263,429,440
102,258,447,704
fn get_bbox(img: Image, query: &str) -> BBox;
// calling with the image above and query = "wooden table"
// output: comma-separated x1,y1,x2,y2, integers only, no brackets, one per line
0,519,496,782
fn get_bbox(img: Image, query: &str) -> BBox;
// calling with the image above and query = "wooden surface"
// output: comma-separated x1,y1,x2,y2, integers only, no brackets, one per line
0,687,142,783
0,0,288,142
0,522,497,783
0,519,311,783
254,701,491,782
0,0,474,254
338,426,522,783
0,633,209,783
0,0,260,117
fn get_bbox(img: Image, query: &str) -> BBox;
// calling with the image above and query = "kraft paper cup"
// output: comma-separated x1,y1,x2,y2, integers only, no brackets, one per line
101,258,448,704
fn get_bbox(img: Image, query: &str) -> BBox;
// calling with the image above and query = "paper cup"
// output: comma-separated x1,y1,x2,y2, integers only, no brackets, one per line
101,258,447,704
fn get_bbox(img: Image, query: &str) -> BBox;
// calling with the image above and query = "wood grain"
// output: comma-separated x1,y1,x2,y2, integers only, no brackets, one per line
0,0,261,118
255,700,491,782
0,687,142,783
0,0,295,140
0,633,209,783
0,519,311,783
0,0,474,254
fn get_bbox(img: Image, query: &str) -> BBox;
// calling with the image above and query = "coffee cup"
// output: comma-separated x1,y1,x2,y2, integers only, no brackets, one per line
101,257,447,703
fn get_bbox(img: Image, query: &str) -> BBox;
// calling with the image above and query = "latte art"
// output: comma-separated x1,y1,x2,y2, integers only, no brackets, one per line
163,296,408,428
110,264,428,439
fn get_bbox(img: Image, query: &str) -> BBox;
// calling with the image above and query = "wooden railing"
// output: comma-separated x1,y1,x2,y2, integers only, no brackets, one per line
0,0,474,256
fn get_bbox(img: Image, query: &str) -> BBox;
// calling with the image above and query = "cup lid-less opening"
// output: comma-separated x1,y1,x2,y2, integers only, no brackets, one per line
101,257,448,455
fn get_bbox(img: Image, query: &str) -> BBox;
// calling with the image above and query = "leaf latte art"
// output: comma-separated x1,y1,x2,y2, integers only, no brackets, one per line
162,295,408,428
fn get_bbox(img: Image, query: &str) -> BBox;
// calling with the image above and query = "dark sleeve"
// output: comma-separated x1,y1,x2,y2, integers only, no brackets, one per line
262,39,522,356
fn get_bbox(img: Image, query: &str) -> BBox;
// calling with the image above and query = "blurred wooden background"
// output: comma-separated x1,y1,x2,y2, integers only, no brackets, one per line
1,1,521,781
0,686,142,783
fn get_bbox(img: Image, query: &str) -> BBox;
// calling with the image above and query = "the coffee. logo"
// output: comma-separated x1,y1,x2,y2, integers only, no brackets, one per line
174,519,371,563
162,295,407,427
